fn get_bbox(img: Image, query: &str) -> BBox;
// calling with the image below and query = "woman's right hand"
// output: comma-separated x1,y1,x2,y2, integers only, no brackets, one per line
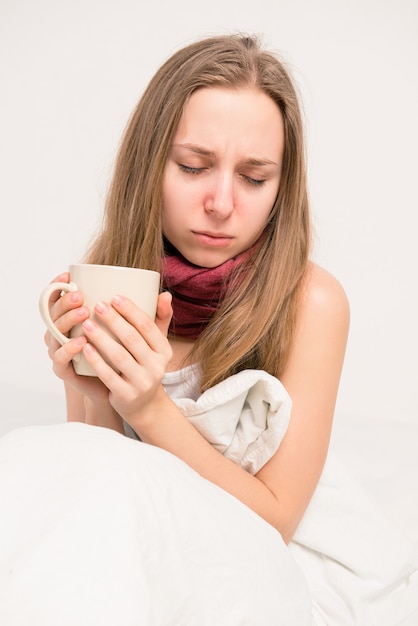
43,272,111,405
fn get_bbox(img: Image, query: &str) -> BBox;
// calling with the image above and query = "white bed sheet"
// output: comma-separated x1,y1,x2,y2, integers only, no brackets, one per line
330,414,418,548
1,383,416,547
0,381,417,625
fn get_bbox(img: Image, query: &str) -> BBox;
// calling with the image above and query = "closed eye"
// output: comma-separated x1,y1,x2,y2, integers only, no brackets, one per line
179,164,266,186
242,175,266,187
179,164,205,175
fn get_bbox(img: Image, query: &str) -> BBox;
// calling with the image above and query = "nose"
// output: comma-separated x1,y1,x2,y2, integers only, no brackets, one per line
204,172,235,218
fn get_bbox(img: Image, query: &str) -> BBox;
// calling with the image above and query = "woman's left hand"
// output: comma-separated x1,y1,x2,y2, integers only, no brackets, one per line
80,291,173,423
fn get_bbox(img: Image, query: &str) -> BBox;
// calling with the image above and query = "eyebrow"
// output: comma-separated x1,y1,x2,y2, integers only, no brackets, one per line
172,143,279,167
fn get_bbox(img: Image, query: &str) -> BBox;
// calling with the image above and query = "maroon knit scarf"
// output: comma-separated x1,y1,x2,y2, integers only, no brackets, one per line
162,248,252,339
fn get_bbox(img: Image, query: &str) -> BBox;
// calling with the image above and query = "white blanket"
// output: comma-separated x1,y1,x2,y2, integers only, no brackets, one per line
0,370,417,625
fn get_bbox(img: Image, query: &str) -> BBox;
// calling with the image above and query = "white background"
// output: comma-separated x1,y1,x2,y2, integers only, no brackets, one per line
0,0,417,425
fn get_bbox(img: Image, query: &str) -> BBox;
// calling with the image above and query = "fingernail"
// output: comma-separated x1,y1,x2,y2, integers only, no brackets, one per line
83,319,97,332
95,301,108,314
112,295,123,306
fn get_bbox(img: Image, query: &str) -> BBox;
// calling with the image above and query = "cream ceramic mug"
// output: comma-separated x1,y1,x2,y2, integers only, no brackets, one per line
39,264,160,376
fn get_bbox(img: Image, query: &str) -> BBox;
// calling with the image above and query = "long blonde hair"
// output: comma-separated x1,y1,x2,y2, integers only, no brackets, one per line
86,34,311,390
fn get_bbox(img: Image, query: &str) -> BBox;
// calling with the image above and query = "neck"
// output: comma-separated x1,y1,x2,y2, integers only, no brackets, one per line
162,245,254,339
166,336,196,372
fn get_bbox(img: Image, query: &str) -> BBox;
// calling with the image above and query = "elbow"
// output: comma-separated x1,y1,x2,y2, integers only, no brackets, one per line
267,504,306,545
276,519,299,545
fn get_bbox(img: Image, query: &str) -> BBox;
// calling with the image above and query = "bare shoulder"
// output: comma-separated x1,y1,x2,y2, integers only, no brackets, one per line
301,262,350,326
285,262,350,367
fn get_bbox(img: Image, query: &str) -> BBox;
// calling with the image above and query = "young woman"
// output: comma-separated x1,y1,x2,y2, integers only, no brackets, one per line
2,34,416,626
47,34,349,544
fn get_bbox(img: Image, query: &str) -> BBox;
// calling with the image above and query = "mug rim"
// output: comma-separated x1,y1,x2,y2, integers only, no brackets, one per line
69,263,160,277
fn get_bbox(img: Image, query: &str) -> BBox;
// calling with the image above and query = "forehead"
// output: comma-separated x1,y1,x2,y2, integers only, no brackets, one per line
174,87,284,160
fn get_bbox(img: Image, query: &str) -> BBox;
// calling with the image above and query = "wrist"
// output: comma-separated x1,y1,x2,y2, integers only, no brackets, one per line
125,385,176,440
84,396,124,434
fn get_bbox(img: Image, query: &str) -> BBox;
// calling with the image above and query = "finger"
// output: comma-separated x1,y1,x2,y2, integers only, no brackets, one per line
82,316,140,377
45,329,62,354
81,342,126,390
53,304,90,336
51,335,87,379
106,296,172,355
155,291,173,337
50,290,85,321
82,340,161,412
44,329,52,347
82,307,169,386
50,272,70,284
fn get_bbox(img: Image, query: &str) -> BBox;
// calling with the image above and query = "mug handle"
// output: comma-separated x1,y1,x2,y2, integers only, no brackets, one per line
38,281,78,345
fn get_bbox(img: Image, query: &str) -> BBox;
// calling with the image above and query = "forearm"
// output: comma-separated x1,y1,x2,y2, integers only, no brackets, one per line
127,386,285,535
65,381,86,423
64,382,124,434
84,397,125,434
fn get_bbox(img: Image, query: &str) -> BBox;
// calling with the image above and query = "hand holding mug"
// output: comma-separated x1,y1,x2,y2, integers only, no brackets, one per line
39,264,161,377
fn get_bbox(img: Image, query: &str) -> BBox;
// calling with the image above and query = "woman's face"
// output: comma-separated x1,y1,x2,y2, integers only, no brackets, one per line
162,87,284,268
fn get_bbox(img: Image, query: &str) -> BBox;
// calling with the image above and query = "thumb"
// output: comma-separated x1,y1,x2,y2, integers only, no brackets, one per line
155,291,173,337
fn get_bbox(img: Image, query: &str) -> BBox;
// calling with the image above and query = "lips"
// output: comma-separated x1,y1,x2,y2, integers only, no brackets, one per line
192,231,234,247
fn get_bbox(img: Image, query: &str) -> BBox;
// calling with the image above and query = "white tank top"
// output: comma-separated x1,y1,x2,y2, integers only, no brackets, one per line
162,363,202,401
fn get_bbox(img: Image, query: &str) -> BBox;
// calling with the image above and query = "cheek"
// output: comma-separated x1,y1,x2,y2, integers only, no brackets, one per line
251,193,276,227
161,174,178,225
161,169,173,207
161,187,185,242
261,184,279,220
162,169,191,213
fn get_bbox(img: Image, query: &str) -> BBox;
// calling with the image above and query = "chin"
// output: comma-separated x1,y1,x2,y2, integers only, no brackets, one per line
186,252,232,269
